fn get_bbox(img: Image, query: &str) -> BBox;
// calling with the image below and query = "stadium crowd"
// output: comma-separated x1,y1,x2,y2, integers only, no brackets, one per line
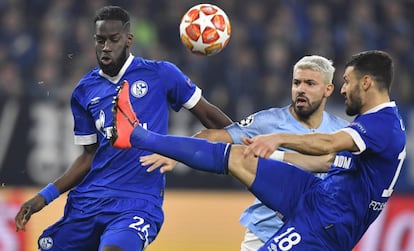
1,0,413,115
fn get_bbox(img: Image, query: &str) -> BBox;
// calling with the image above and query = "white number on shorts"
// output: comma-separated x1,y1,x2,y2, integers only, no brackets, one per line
129,216,151,242
267,227,302,251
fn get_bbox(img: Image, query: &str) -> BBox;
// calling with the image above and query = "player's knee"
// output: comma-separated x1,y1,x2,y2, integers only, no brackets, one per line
229,145,258,187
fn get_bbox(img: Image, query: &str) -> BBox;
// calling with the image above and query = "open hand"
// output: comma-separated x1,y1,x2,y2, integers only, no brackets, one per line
141,154,178,173
15,194,46,232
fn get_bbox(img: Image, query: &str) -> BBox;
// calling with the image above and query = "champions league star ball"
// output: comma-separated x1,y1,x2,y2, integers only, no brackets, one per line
179,4,231,56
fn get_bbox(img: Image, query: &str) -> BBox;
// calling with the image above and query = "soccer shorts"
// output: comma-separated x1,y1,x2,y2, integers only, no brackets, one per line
38,197,163,251
249,158,320,217
251,158,345,250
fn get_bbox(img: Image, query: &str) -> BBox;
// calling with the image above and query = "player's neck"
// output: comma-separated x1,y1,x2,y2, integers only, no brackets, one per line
360,92,390,114
290,106,323,130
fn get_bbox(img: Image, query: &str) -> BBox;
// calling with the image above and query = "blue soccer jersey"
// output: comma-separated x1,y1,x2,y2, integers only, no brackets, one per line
259,102,406,250
69,54,201,219
226,106,349,242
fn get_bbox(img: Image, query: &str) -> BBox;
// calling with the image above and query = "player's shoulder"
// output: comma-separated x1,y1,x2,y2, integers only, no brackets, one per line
323,111,349,127
357,102,399,123
73,67,101,92
78,65,103,83
246,106,290,124
257,106,291,119
134,57,180,73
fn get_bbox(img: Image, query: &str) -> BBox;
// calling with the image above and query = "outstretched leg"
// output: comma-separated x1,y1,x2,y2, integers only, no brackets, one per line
110,80,139,149
110,81,231,175
110,82,315,215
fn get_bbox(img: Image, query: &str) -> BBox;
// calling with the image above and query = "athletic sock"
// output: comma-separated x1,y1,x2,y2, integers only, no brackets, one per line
130,126,230,174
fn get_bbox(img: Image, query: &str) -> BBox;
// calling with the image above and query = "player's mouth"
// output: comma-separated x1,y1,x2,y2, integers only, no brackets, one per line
295,97,308,107
100,55,113,65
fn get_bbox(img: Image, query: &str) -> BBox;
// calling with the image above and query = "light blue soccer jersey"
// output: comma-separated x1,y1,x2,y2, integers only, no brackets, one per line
69,54,201,215
260,101,407,250
226,105,349,242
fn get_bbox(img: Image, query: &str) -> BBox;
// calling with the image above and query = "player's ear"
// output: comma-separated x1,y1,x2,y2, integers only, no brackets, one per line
325,83,334,97
361,75,372,91
126,33,133,47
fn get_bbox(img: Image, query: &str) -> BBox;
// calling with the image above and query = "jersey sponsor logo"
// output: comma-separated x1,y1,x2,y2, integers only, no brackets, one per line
39,236,53,250
96,108,148,139
237,115,254,127
333,155,352,169
95,110,106,135
369,200,387,211
104,122,148,140
131,80,148,98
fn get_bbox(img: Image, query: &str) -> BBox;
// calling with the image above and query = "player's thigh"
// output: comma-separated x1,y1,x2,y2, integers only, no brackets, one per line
249,158,320,218
100,211,162,251
240,228,265,251
38,217,100,251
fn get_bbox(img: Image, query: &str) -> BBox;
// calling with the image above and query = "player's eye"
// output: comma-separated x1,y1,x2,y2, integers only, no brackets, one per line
109,35,121,43
94,36,105,44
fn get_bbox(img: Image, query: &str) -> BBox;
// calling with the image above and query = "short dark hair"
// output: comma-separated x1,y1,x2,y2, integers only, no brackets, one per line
345,50,394,92
94,6,130,26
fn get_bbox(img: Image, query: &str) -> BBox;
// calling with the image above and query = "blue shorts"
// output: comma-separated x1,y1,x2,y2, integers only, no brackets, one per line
259,211,345,251
249,158,321,217
38,197,164,251
251,158,348,251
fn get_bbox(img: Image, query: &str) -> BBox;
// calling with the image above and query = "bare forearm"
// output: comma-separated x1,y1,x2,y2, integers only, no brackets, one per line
53,145,96,193
280,133,335,155
284,152,333,173
53,156,92,193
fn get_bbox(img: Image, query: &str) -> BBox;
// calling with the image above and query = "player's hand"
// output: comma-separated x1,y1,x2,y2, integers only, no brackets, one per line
141,154,178,173
15,194,46,232
242,134,281,159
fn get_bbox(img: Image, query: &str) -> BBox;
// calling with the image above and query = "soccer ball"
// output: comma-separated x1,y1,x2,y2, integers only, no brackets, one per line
179,4,231,56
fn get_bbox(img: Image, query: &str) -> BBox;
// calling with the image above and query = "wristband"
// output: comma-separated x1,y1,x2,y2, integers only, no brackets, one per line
38,183,60,205
269,150,285,161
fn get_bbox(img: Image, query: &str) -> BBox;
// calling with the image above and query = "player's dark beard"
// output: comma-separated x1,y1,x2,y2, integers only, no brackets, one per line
292,99,322,119
98,47,128,77
345,88,362,116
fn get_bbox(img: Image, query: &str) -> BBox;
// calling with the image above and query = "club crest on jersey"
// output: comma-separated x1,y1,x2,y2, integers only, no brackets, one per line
130,80,148,98
39,236,53,250
237,115,254,127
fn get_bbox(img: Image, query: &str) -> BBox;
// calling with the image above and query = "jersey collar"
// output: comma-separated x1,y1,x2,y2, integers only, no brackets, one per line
363,101,396,115
99,53,134,84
